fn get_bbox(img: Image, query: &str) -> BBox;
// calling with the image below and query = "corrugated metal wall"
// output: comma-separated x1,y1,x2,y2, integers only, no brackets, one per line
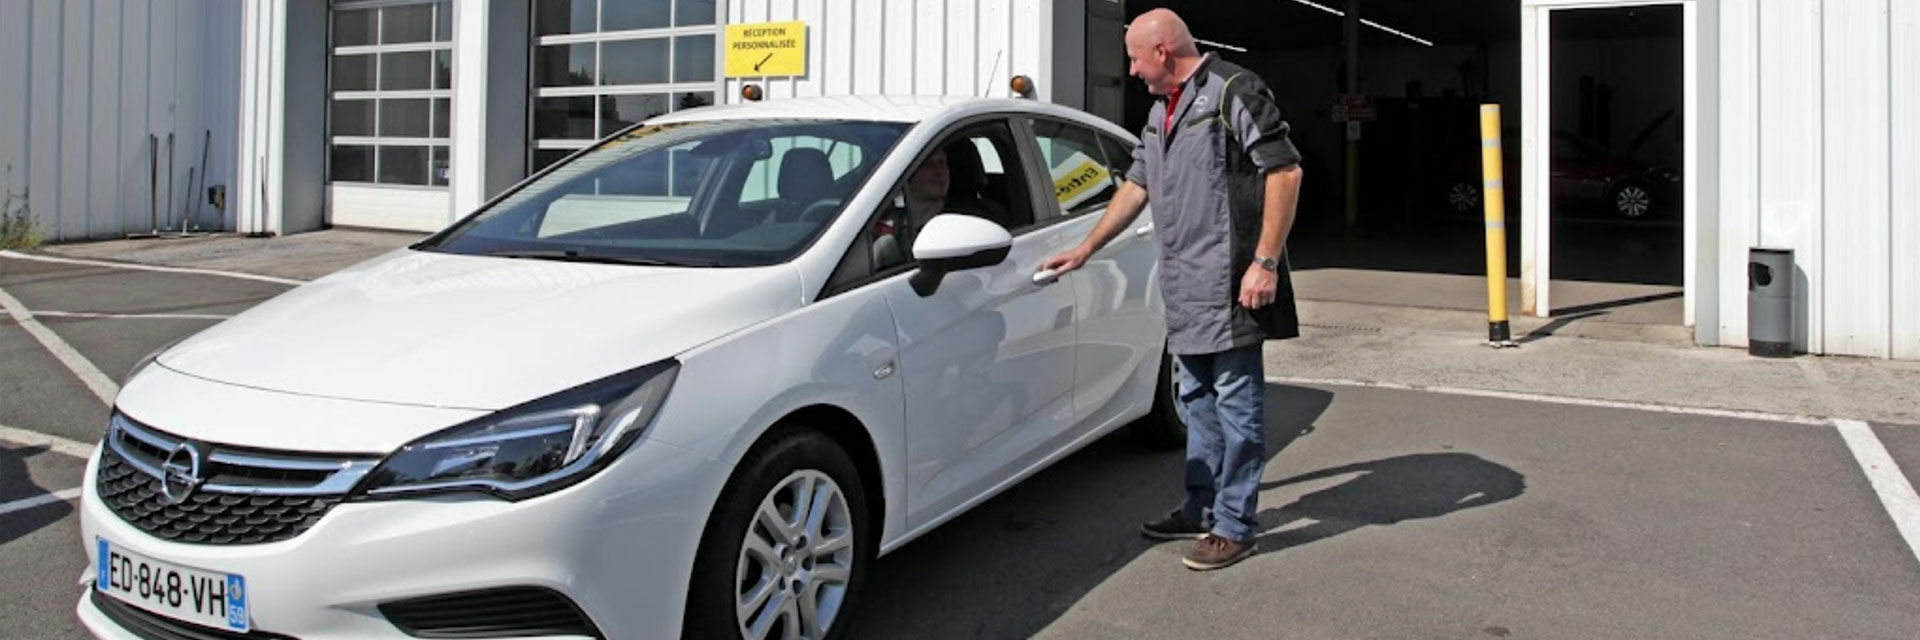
721,0,1053,103
1716,0,1918,359
0,0,242,243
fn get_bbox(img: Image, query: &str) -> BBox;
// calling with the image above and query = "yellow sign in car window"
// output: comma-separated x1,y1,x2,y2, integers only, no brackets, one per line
725,22,807,77
1052,153,1112,211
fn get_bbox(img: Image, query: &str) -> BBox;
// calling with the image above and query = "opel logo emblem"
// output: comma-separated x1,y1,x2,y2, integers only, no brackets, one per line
160,442,205,504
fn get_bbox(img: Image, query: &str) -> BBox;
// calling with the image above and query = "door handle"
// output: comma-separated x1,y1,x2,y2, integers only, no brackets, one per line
1031,269,1060,285
1134,222,1154,237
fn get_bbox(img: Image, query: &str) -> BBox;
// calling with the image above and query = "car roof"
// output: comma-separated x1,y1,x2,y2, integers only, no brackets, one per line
647,95,1133,138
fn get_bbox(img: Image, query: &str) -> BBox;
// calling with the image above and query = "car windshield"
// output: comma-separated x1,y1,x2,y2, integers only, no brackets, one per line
417,119,909,267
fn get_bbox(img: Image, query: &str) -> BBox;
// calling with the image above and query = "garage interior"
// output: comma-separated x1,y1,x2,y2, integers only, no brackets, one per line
1108,1,1687,327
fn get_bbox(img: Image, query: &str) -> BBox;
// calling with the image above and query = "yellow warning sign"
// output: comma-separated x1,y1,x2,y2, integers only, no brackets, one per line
725,21,807,77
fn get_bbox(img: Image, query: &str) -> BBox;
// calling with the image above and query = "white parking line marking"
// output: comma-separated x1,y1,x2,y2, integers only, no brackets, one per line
1834,418,1920,567
1267,376,1831,426
0,250,308,286
0,286,119,406
0,424,96,459
30,310,232,321
0,488,84,517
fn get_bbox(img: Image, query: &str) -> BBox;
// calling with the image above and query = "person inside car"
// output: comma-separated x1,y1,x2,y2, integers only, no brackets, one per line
871,142,1011,268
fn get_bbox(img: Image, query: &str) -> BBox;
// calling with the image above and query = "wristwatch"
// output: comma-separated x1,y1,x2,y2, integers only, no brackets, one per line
1254,255,1280,272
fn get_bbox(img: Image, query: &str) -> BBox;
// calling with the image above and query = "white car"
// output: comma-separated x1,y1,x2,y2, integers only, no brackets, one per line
77,96,1185,640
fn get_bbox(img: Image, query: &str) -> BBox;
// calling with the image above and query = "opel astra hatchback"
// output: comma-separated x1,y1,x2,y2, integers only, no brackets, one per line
78,96,1185,639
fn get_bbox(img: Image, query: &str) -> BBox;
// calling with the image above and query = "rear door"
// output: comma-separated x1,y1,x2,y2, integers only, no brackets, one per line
1021,116,1165,435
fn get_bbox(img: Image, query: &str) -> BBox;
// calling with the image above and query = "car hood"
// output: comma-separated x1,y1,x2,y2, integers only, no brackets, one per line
155,249,801,411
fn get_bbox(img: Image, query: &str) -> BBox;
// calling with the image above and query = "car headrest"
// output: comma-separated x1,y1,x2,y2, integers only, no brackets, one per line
777,148,834,204
944,142,986,196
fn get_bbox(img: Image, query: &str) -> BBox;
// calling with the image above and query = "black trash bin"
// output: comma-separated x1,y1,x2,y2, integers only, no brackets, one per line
1748,247,1794,358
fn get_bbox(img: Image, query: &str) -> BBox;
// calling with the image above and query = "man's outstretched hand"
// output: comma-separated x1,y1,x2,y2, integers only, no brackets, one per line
1038,246,1092,278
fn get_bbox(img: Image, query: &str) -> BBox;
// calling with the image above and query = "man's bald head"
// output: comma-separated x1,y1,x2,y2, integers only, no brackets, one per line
1124,9,1203,95
1127,9,1200,57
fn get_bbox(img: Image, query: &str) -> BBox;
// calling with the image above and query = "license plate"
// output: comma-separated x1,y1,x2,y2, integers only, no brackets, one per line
95,537,250,633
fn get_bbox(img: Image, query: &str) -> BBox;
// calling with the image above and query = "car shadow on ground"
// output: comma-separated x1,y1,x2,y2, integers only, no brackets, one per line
0,443,73,547
848,384,1332,639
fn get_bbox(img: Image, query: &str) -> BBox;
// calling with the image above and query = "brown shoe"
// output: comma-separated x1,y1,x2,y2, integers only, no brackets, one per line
1182,534,1256,571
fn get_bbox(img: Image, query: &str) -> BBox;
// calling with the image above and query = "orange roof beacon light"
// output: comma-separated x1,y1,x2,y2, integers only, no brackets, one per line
1010,75,1035,98
741,84,764,102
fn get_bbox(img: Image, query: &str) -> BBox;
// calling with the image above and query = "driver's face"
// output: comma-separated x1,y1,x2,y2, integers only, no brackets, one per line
908,150,950,201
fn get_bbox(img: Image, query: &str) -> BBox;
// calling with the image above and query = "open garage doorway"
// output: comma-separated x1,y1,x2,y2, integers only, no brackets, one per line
1118,2,1537,314
1112,1,1696,331
1538,4,1686,325
1522,0,1698,327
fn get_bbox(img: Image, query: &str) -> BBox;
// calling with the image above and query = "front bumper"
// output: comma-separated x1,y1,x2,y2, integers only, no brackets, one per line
76,436,723,639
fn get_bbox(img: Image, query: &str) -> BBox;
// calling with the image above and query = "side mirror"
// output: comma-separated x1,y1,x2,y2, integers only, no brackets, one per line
909,214,1012,296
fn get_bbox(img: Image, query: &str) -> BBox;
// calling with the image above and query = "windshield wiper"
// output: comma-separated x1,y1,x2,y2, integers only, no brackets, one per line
483,249,717,267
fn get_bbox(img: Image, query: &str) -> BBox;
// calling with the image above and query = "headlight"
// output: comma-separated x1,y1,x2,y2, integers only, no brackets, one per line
354,359,678,500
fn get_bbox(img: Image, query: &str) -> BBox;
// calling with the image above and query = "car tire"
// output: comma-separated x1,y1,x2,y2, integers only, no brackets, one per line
1127,352,1188,450
684,429,870,640
1611,181,1655,219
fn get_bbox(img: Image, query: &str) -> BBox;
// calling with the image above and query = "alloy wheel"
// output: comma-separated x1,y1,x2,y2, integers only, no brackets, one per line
1616,185,1651,218
735,470,855,640
1448,183,1482,212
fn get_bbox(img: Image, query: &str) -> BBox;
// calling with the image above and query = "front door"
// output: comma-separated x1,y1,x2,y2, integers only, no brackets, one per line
874,119,1081,526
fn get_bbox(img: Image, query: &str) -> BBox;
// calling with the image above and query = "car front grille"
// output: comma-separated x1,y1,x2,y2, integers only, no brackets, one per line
95,413,380,546
378,587,605,639
91,589,299,640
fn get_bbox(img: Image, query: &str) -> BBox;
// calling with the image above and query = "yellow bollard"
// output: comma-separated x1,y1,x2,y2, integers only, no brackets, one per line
1481,105,1516,347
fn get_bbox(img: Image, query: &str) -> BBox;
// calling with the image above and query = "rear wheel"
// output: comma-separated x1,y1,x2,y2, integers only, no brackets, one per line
1127,352,1188,449
685,430,869,640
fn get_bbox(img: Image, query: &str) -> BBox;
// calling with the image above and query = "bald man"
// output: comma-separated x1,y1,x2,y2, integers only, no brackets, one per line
1040,8,1303,571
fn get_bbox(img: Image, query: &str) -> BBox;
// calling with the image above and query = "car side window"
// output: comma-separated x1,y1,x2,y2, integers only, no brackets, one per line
1028,119,1123,221
1096,132,1136,188
866,120,1034,272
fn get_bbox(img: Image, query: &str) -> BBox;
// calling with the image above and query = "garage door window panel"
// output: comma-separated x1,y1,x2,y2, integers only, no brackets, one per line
530,0,723,173
328,0,454,188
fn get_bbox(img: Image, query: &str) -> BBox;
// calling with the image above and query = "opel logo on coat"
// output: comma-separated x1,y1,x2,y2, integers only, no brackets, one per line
160,442,205,504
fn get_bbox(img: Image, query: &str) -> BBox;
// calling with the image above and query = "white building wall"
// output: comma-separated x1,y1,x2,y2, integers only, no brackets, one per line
0,0,242,242
1893,0,1919,360
1819,0,1891,357
1714,0,1915,359
722,0,1054,104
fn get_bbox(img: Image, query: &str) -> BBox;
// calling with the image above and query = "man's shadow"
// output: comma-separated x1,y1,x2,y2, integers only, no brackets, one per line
1,442,74,546
1253,452,1526,553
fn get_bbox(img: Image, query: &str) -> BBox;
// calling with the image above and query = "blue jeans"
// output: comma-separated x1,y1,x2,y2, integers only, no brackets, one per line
1174,343,1266,543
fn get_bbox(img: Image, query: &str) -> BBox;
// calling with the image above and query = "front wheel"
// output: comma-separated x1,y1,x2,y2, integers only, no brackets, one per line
685,430,869,640
1446,182,1482,214
1127,352,1189,449
1612,182,1655,219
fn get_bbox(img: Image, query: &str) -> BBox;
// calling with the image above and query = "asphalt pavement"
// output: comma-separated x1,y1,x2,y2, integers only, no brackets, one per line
2,249,1916,639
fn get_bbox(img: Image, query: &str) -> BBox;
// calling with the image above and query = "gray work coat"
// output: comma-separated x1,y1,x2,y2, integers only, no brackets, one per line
1126,54,1304,355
